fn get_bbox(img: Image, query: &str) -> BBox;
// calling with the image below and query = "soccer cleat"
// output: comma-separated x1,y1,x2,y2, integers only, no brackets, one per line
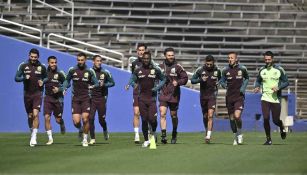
280,128,287,140
60,124,66,135
82,140,89,147
29,138,37,147
233,139,238,146
237,134,243,144
161,136,167,144
89,139,96,145
142,141,150,148
205,137,211,144
134,133,140,144
263,139,272,145
46,139,53,145
103,131,109,140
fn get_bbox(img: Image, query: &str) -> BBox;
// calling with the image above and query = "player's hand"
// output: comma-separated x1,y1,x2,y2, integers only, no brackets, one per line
271,86,279,92
63,90,67,96
25,75,30,80
201,76,208,82
38,80,43,87
172,80,178,87
52,86,59,93
254,87,260,93
125,84,130,91
133,84,138,90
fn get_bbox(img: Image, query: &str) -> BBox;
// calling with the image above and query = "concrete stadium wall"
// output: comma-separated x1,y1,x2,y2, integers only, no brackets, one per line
0,34,300,133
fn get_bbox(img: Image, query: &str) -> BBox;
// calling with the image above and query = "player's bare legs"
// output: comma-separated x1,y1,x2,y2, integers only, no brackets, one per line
133,106,140,143
72,114,83,141
170,110,178,144
159,106,167,144
204,109,214,143
234,110,243,145
29,109,40,146
81,112,90,146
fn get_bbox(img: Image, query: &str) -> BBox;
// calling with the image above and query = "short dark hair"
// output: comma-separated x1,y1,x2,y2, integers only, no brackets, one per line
205,55,215,62
47,56,57,62
164,47,175,55
228,51,237,56
263,51,274,58
143,51,151,59
29,48,39,57
77,52,87,58
137,43,147,50
93,55,102,60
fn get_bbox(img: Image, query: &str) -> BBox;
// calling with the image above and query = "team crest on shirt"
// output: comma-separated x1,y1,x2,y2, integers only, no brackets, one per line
100,74,105,79
37,66,42,72
214,71,218,76
150,69,155,75
171,68,176,74
54,74,58,80
84,72,89,78
238,70,242,76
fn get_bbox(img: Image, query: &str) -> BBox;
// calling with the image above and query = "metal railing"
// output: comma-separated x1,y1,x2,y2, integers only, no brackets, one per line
47,33,125,69
0,18,43,46
29,0,74,37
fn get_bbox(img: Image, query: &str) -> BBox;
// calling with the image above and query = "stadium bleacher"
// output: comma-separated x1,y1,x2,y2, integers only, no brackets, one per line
1,0,307,119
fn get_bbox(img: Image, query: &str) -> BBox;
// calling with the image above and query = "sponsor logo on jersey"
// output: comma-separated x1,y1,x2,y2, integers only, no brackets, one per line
73,72,77,76
138,70,142,74
226,72,230,76
25,66,29,70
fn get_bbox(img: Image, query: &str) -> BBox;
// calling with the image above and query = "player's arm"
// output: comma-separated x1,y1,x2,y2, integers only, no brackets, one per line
57,70,66,93
130,71,138,88
103,70,115,88
254,68,263,93
190,67,202,84
219,67,227,89
15,63,25,82
89,68,99,88
63,67,73,90
240,65,249,93
278,66,289,90
176,64,188,86
152,68,166,92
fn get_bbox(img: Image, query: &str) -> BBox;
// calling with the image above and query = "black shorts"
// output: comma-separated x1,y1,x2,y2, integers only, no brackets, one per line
43,95,64,117
24,92,42,114
90,96,107,119
200,97,216,114
139,99,157,122
226,96,245,115
159,101,179,111
72,96,91,114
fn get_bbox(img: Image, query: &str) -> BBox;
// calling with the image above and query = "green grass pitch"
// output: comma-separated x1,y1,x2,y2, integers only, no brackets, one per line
0,132,306,174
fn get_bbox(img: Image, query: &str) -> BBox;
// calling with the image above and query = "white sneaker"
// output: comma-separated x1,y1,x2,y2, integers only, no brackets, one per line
237,134,243,144
233,139,238,146
82,140,89,147
134,133,140,143
89,139,96,145
46,139,53,145
142,141,150,148
29,138,37,147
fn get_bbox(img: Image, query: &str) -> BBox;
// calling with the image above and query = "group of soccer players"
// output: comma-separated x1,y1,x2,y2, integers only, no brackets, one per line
15,49,114,147
15,45,289,147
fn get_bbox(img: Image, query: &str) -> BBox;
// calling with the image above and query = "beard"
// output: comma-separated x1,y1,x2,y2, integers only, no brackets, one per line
78,63,85,69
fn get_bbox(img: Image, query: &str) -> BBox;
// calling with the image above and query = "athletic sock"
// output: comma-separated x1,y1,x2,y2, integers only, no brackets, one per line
161,129,167,137
47,130,53,140
83,134,88,141
207,131,212,139
134,127,139,134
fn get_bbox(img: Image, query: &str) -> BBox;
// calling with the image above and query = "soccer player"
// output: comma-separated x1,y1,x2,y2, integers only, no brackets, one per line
191,55,221,143
254,51,289,145
125,43,147,143
128,51,166,147
15,48,47,147
43,56,66,145
63,52,99,147
159,47,188,144
220,52,249,145
89,55,115,145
